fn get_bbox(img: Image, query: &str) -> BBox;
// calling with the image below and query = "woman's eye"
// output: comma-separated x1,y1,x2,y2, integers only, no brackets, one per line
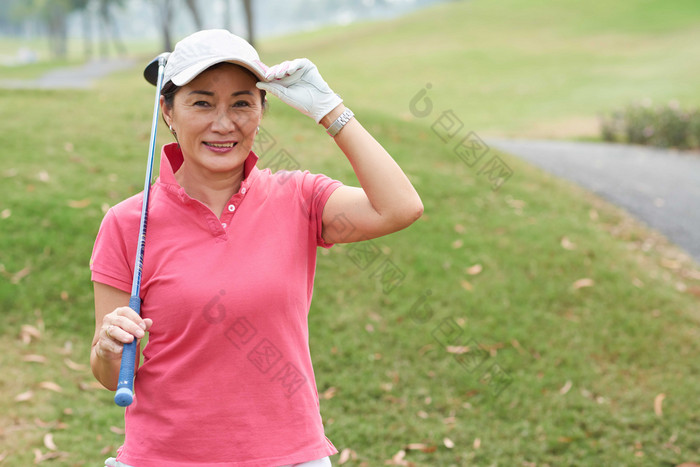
233,100,251,108
193,101,211,107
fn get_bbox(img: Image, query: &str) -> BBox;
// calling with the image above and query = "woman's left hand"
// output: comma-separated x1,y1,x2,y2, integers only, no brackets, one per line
256,58,342,123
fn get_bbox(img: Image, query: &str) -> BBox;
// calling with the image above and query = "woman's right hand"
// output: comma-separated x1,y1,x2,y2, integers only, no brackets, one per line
95,306,153,361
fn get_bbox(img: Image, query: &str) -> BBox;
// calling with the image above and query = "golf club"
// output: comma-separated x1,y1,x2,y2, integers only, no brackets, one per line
114,52,169,407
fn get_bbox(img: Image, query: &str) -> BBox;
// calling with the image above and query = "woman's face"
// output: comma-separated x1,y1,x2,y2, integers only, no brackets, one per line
162,63,263,176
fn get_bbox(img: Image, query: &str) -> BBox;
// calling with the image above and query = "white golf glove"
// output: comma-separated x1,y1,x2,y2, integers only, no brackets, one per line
256,58,343,124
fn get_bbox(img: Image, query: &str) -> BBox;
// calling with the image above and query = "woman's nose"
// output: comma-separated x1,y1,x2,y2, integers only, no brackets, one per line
211,108,237,133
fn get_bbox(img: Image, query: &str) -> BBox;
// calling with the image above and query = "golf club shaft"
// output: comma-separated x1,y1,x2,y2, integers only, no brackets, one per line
114,53,168,407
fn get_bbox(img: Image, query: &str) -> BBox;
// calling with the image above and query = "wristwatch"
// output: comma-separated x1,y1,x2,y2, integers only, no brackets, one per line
326,108,354,137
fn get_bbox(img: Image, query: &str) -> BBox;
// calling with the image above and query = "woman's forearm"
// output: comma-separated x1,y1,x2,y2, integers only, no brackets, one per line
321,104,424,226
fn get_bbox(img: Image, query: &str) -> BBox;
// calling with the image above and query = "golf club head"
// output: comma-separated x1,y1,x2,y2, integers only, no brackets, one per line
143,52,171,86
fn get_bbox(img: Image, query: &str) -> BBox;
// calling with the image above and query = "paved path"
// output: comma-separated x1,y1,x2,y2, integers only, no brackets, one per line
0,58,136,90
488,138,700,263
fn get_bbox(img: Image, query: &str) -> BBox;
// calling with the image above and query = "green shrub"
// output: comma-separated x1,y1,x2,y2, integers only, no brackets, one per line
600,100,700,149
623,102,656,145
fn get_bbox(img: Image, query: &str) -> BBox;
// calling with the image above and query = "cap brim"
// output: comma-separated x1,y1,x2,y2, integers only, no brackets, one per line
171,57,268,87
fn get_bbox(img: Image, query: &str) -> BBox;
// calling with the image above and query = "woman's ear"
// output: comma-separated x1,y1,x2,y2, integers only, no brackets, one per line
160,95,172,127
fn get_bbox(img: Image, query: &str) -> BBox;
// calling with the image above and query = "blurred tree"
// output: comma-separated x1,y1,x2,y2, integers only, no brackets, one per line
223,0,232,31
184,0,203,30
0,0,24,35
149,0,174,51
96,0,127,57
222,0,254,46
12,0,73,58
241,0,254,47
72,0,93,60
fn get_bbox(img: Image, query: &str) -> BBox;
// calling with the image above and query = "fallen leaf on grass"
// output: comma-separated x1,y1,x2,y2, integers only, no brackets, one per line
559,380,573,395
405,443,436,453
15,390,34,402
38,381,63,393
321,387,337,400
33,448,67,463
511,339,527,355
466,264,483,275
446,346,470,354
109,426,125,435
60,341,73,356
43,433,57,451
37,171,50,182
684,270,700,281
100,445,115,455
560,236,577,250
384,449,412,466
454,224,466,234
78,381,105,391
20,324,41,344
338,448,357,464
11,265,31,284
451,239,463,249
506,198,526,210
660,258,682,270
23,354,47,363
572,278,595,290
0,451,6,461
63,358,86,371
443,437,455,449
34,418,51,428
0,209,10,219
654,393,666,417
67,199,91,209
460,280,473,291
473,437,481,449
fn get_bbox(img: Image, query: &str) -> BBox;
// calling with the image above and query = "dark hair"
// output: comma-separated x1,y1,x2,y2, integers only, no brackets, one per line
161,62,267,110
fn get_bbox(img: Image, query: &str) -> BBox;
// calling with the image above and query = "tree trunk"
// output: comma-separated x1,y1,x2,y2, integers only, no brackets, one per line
184,0,203,30
223,0,232,31
82,8,93,60
47,4,68,59
242,0,254,47
158,0,174,51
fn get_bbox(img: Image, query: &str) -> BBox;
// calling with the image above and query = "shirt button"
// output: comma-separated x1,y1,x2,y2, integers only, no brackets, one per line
241,187,247,195
228,204,235,212
221,223,227,228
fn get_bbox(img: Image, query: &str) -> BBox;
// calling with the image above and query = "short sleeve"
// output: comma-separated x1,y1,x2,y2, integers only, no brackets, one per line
297,171,343,248
90,208,134,293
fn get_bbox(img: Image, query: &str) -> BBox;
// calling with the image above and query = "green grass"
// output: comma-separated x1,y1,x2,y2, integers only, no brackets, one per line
2,0,700,465
260,0,700,138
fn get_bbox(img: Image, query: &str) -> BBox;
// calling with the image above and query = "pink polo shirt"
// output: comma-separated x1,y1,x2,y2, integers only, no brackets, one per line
91,143,342,466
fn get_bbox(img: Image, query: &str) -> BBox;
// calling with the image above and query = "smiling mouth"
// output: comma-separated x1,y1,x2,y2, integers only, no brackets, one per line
204,142,237,148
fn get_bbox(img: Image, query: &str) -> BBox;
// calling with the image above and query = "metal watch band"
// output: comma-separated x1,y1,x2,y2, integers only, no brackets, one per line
326,108,354,137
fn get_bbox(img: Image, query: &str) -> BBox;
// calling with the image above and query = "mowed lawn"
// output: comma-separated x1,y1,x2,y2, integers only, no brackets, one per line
2,0,700,465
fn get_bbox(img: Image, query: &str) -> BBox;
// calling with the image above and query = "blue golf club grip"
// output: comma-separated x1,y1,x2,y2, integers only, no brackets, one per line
114,295,141,407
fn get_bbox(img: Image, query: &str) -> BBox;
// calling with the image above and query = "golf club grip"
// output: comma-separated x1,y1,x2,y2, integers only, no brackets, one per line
114,295,141,407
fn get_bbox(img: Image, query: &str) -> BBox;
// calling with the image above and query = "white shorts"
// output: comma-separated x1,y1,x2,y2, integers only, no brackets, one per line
104,455,332,467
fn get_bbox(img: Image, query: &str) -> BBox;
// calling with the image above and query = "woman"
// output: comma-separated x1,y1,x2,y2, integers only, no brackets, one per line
91,29,422,467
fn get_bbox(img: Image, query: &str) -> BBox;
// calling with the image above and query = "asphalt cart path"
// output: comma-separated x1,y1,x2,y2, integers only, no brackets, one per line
0,57,136,89
489,138,700,263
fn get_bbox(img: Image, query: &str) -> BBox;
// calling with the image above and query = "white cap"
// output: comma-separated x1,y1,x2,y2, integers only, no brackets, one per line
144,29,268,88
